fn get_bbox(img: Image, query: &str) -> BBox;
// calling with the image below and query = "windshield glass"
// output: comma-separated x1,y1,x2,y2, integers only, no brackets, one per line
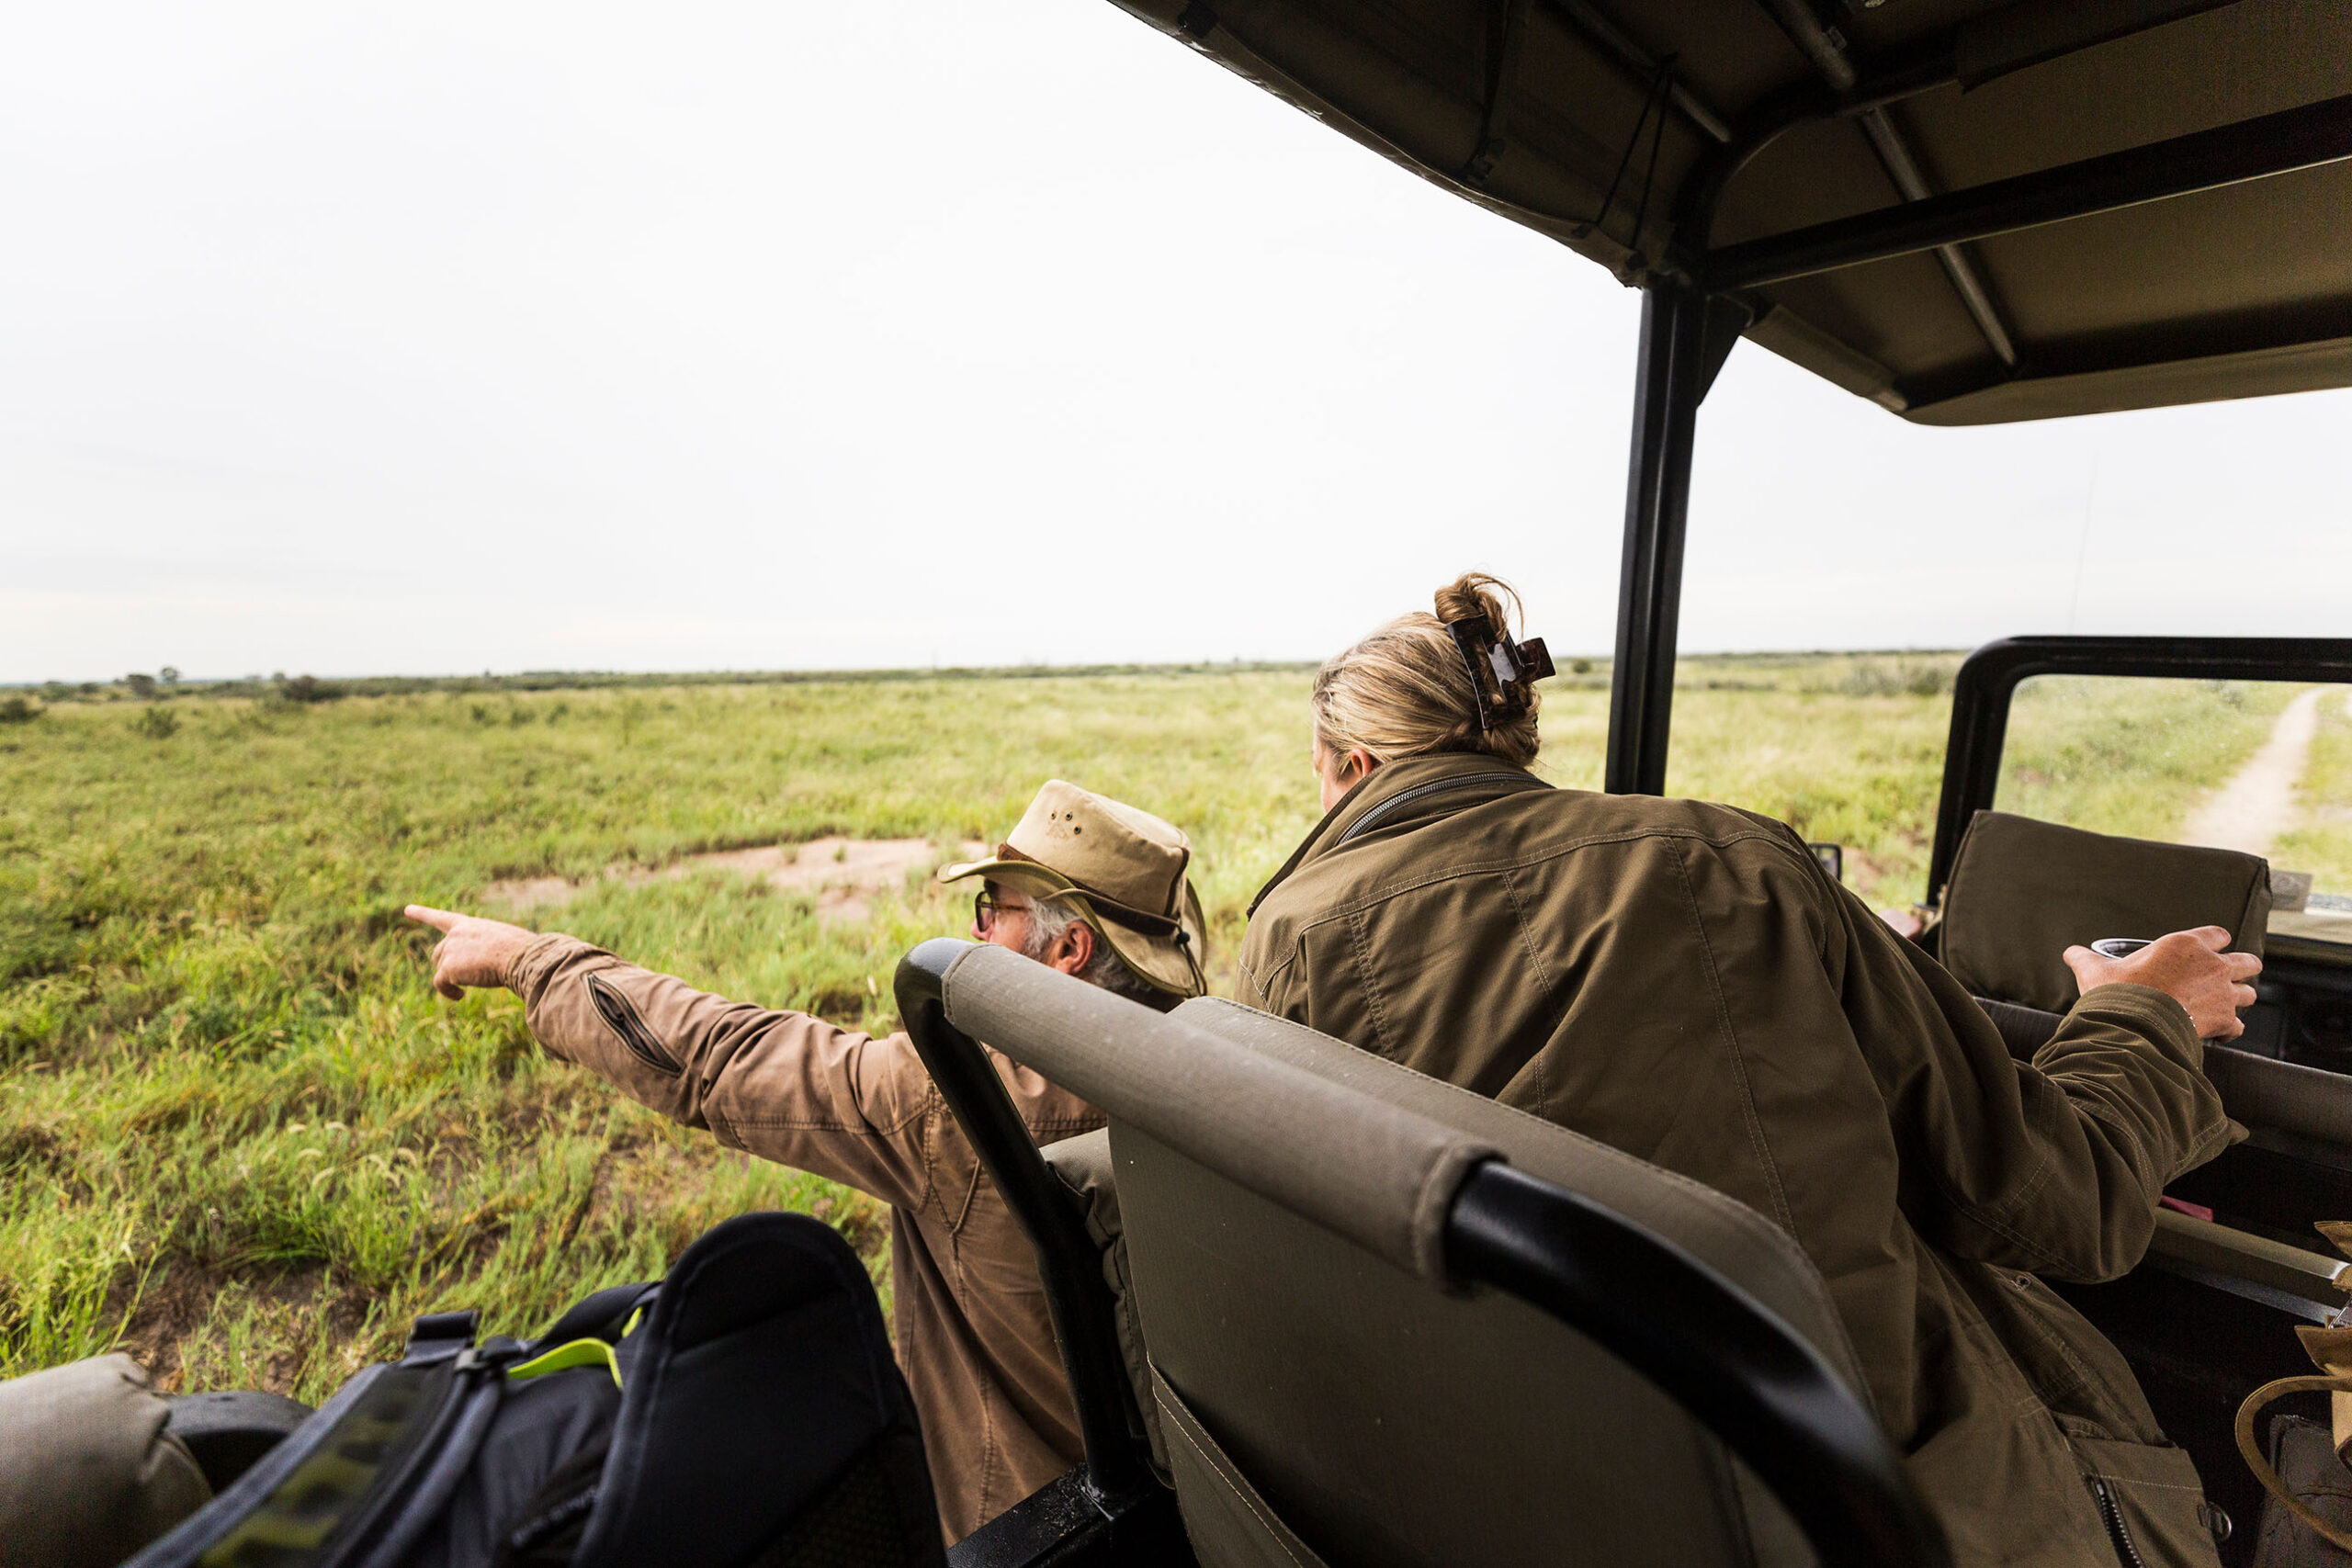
1996,676,2352,945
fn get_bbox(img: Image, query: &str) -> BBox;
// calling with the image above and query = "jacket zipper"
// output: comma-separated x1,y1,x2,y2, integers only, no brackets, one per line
1337,771,1547,845
2088,1477,2148,1568
585,973,681,1076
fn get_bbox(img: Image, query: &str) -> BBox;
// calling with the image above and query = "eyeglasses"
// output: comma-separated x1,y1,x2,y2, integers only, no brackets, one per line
973,887,1029,935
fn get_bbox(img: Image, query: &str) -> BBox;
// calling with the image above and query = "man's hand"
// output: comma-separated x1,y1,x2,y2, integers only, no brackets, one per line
2064,926,2262,1041
405,905,540,999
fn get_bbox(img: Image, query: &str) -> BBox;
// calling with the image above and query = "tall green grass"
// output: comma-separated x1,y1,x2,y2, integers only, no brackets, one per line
2278,690,2352,894
0,674,1319,1396
0,661,2299,1396
1998,677,2300,841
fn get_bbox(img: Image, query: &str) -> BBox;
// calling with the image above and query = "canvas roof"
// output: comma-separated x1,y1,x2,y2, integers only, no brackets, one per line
1101,0,2352,423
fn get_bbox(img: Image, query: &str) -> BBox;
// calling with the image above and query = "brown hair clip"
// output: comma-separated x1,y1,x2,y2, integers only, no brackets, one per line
1444,614,1555,733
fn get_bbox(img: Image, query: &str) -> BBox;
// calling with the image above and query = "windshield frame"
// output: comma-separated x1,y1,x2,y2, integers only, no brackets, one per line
1927,635,2352,911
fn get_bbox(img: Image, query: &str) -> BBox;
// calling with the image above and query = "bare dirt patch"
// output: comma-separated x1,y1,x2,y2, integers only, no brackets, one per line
120,1260,365,1395
484,837,988,926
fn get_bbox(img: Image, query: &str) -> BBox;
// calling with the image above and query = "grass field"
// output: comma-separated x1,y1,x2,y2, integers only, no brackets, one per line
1998,676,2300,840
2279,690,2352,894
0,656,2311,1399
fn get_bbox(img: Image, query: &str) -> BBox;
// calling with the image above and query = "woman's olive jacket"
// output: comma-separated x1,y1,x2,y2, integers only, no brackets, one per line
1240,753,2231,1567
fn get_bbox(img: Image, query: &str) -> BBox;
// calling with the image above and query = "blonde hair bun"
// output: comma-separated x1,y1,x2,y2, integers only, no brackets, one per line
1433,572,1522,635
1312,572,1542,769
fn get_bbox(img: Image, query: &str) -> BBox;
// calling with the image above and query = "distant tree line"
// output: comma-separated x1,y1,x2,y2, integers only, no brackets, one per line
1,660,1329,705
0,650,1968,713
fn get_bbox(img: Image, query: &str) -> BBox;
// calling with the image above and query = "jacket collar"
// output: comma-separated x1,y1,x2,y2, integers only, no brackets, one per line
1247,751,1549,916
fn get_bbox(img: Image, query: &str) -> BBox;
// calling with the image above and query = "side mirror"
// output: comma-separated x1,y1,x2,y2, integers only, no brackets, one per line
1808,843,1844,884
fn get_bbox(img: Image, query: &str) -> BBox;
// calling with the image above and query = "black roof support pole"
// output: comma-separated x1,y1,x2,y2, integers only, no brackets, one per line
1605,283,1743,795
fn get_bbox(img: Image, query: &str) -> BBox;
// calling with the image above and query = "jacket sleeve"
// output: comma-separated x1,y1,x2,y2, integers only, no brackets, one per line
1819,865,2231,1282
507,933,938,1213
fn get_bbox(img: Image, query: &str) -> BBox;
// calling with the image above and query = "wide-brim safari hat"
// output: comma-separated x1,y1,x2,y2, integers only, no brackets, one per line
938,780,1208,998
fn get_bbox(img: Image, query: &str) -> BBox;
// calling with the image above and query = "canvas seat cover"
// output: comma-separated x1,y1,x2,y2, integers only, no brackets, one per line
1038,988,1881,1568
1939,810,2271,1015
0,1353,211,1568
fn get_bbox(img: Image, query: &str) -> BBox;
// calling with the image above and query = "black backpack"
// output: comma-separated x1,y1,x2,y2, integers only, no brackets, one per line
126,1211,945,1568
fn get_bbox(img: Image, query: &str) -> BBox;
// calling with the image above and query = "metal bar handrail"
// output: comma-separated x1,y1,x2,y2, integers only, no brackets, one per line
1699,93,2352,291
893,941,1159,1506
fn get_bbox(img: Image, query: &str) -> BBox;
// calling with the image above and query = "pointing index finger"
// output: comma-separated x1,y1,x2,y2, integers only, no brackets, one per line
404,905,461,932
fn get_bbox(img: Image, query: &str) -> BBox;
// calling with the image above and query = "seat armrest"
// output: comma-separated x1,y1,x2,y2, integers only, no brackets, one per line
2147,1208,2348,1306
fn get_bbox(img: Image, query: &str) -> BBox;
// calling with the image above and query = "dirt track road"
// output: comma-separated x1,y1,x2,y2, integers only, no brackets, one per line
2182,686,2328,857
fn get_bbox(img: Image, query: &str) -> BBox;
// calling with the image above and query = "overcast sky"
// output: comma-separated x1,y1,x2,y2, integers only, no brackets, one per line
3,2,2346,683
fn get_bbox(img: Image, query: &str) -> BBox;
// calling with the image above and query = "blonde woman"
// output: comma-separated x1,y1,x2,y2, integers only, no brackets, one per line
1241,574,2255,1568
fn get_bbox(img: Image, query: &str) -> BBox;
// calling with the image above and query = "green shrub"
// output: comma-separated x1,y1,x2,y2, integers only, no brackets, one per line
1835,660,1955,698
280,675,346,705
0,695,40,725
133,706,180,740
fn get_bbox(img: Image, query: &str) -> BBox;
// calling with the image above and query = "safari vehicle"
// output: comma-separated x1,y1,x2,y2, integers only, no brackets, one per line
103,1,2348,1566
878,1,2352,1565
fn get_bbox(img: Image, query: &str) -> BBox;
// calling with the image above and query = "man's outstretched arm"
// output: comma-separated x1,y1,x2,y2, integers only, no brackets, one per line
405,905,936,1210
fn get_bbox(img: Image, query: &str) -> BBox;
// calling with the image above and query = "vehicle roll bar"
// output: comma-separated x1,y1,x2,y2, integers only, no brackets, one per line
1700,93,2352,293
1449,1161,1951,1568
892,942,1159,1507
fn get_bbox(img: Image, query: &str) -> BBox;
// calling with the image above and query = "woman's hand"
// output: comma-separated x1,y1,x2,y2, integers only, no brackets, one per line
2063,926,2263,1041
405,905,539,998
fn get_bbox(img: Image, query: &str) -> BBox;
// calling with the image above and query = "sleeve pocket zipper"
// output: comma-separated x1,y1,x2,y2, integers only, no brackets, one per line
585,973,682,1076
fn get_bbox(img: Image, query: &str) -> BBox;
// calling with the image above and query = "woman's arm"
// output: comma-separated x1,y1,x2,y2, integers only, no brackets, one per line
1824,876,2235,1282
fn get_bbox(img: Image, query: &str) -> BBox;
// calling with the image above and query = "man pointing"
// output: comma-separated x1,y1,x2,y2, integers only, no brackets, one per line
406,781,1207,1542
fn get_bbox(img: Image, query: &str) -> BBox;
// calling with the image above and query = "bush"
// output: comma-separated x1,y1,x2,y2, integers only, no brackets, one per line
1904,663,1955,697
0,695,41,725
133,706,180,740
125,673,159,701
279,675,346,705
1836,660,1953,698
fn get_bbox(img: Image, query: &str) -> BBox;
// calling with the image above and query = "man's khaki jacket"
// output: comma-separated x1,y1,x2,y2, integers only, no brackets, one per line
508,934,1101,1544
1241,754,2232,1567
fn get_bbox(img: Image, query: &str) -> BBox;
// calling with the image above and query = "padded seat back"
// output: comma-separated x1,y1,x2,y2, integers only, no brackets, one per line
1146,998,1877,1568
929,945,1920,1568
1939,809,2270,1013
